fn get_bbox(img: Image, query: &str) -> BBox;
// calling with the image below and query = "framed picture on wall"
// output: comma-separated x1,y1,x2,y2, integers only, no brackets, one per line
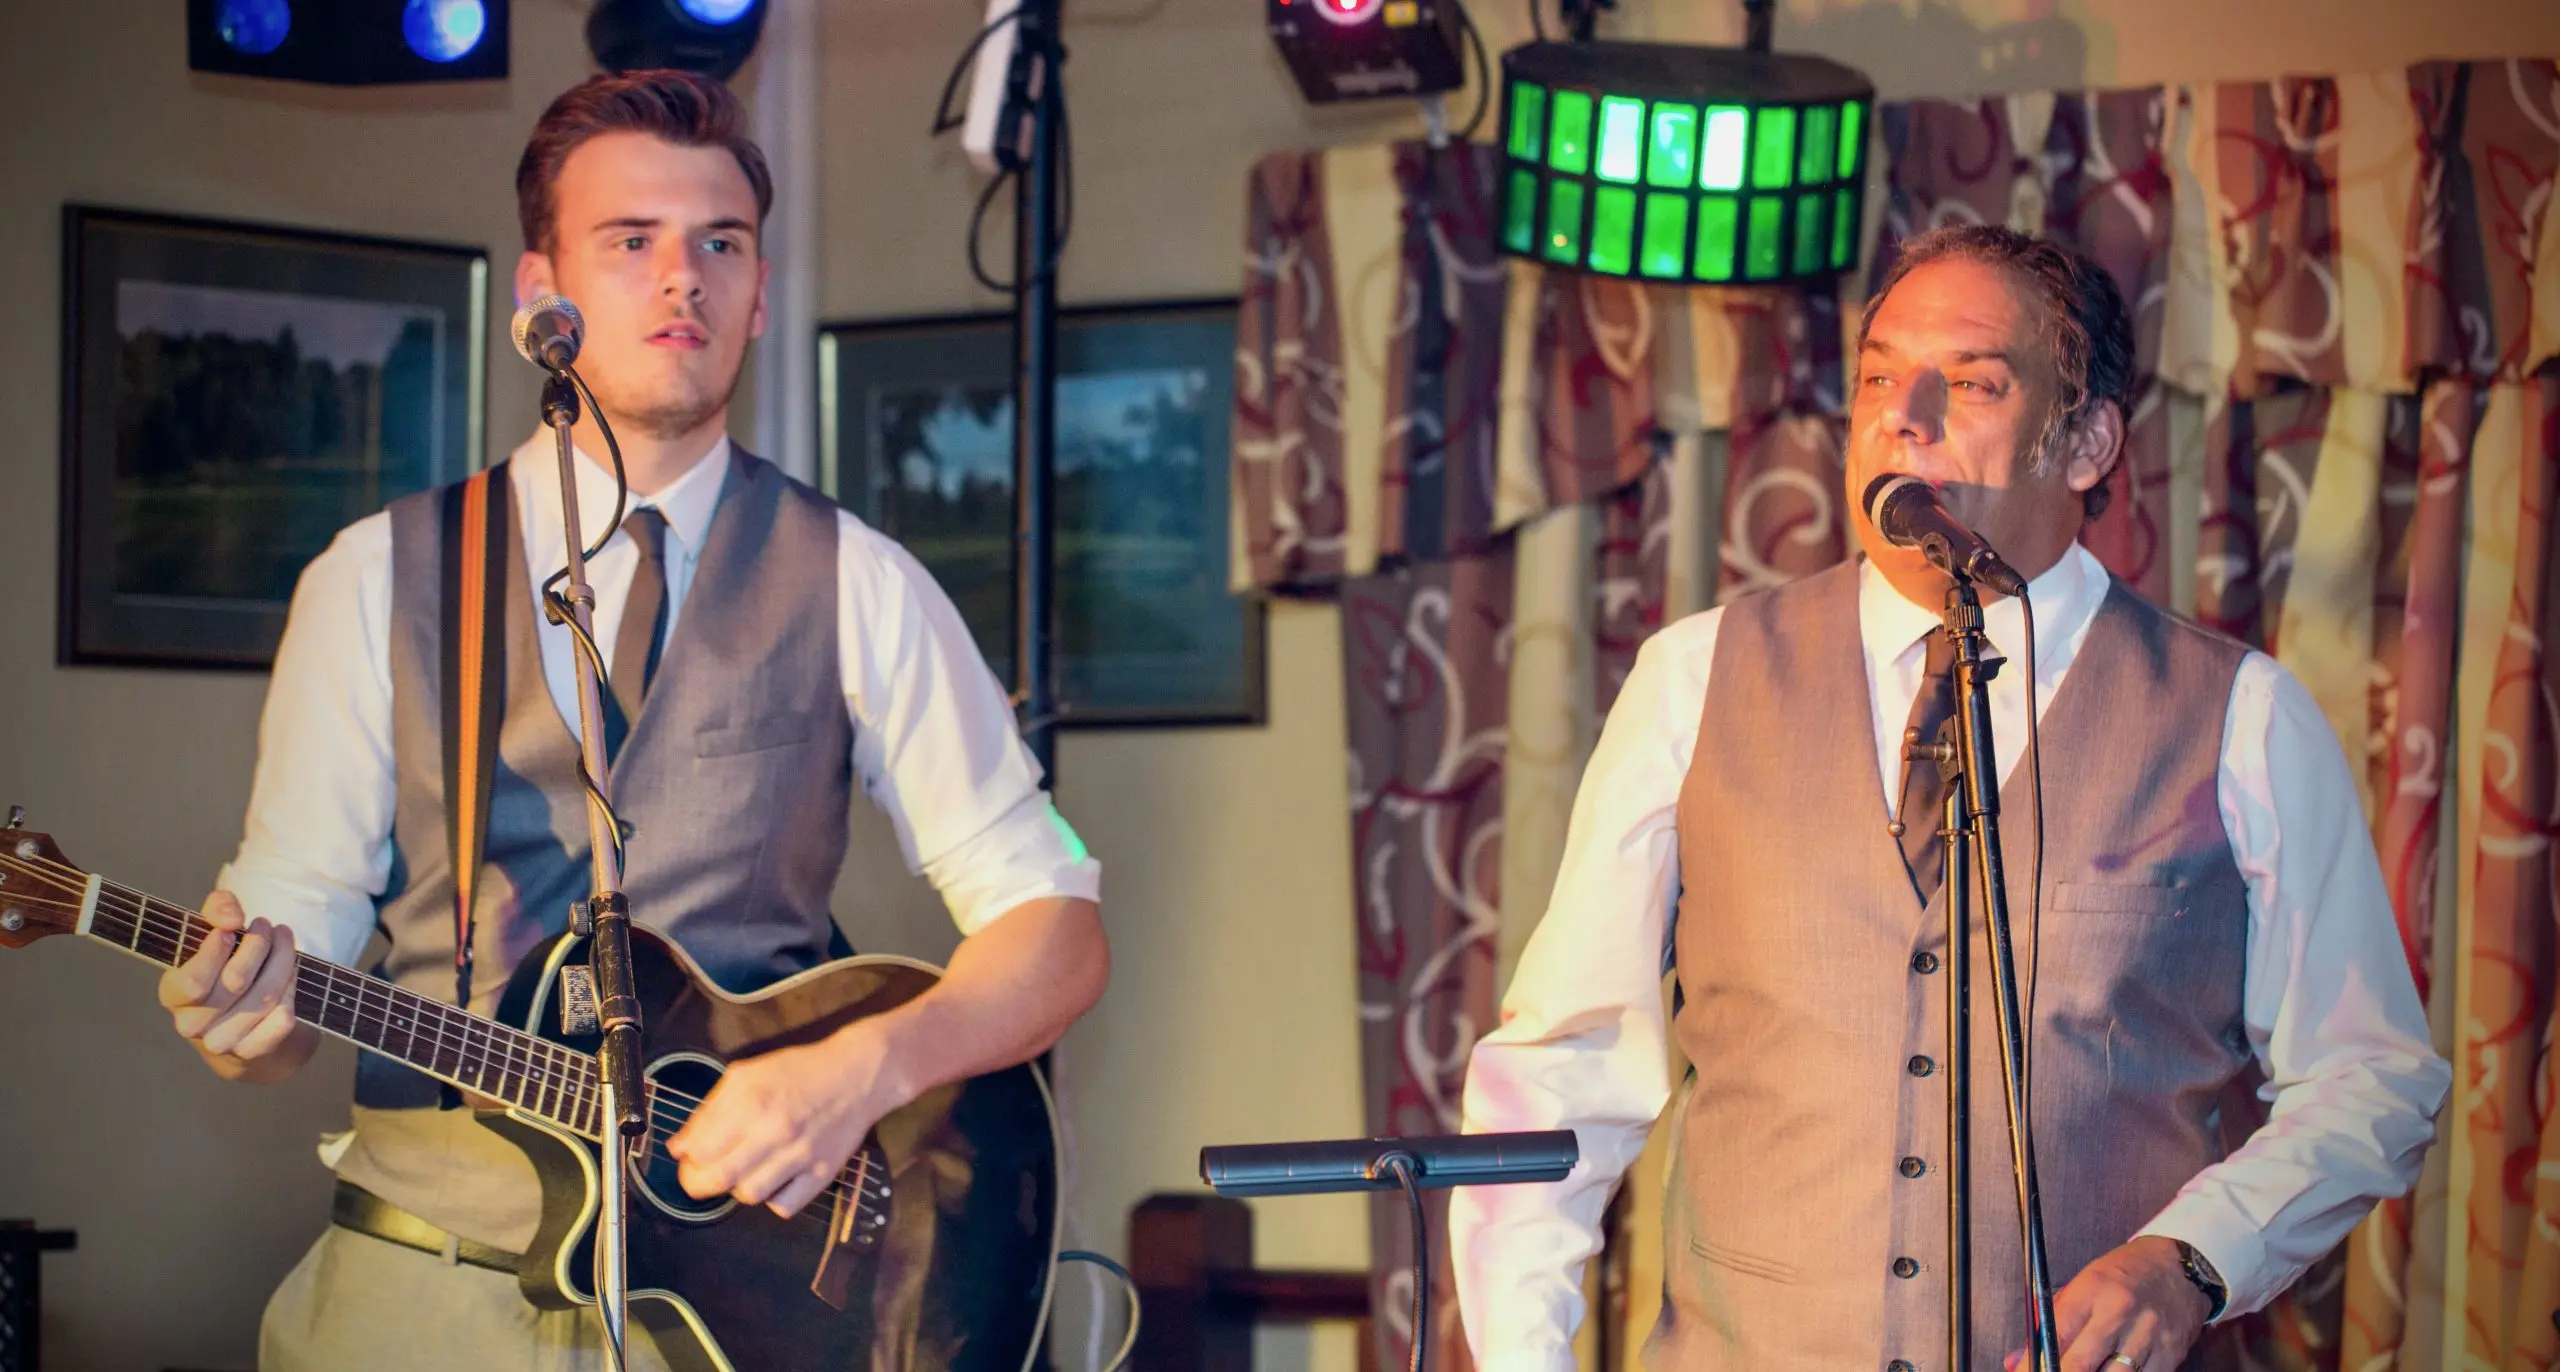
819,298,1267,728
59,205,489,669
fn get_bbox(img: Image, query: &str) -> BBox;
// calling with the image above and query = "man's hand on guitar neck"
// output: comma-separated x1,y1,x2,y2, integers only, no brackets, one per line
159,891,322,1084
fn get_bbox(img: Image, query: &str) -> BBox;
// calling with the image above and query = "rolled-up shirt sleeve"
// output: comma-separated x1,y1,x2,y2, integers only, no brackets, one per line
214,516,399,969
2136,652,2451,1318
836,512,1099,935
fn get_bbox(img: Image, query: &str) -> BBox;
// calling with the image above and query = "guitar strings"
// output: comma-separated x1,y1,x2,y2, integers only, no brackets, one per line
0,848,878,1176
105,893,893,1217
2,849,893,1227
108,892,894,1225
9,846,715,1129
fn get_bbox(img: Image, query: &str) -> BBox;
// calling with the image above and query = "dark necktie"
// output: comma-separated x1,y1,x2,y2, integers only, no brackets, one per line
1893,627,1959,903
604,508,669,761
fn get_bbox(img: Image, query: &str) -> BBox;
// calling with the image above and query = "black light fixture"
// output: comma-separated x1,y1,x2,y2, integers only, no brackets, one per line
586,0,766,82
190,0,507,83
1265,0,1469,105
1496,1,1872,284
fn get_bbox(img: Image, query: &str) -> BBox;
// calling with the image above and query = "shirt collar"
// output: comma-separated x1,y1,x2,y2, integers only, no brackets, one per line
507,431,731,562
1857,541,2109,678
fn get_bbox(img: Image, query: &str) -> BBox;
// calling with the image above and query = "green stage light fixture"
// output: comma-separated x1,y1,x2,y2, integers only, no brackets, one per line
1497,37,1873,285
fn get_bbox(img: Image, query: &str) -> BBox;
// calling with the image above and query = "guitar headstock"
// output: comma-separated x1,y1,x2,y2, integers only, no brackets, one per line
0,806,89,950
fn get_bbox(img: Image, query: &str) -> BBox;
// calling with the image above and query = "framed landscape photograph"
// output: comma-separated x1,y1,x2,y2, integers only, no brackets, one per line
59,205,488,668
820,298,1266,728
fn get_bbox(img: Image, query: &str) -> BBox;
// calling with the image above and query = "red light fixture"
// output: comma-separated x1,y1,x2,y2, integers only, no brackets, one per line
1264,0,1465,103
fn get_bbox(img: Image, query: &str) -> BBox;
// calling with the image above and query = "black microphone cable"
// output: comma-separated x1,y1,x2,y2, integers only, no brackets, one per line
533,361,635,872
2021,586,2043,1095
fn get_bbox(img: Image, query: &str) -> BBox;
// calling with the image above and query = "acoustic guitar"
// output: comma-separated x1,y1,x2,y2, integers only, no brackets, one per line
0,810,1060,1372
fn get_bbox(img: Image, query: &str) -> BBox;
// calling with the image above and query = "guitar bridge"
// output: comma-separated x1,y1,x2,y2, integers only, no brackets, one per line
809,1144,893,1311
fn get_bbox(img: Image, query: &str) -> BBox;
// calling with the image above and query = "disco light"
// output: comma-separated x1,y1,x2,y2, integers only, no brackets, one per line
1497,40,1872,284
187,0,507,83
587,0,767,82
215,0,291,55
403,0,489,62
1265,0,1468,105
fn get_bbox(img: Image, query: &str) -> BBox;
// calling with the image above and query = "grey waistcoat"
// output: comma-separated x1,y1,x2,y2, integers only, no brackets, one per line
1652,561,2252,1372
340,450,854,1246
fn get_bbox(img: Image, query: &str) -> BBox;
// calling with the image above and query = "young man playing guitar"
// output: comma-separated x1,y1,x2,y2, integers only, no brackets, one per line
151,70,1109,1369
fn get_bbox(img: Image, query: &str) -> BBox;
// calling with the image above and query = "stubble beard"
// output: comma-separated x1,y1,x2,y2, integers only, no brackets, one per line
588,357,743,443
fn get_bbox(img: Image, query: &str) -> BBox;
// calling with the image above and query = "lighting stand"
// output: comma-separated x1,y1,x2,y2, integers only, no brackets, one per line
1558,0,1615,41
1005,0,1066,778
1910,571,2059,1372
537,371,648,1372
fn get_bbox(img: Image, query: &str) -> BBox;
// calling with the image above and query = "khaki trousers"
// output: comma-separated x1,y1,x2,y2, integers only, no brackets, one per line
260,1226,685,1372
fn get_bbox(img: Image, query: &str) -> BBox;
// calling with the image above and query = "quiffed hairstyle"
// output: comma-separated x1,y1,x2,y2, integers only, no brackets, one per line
515,69,774,257
1860,225,2137,520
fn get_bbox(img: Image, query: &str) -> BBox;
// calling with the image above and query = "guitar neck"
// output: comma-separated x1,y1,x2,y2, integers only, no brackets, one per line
80,878,606,1140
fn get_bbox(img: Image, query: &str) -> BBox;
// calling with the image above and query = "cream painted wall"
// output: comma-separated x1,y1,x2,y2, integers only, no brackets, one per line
0,8,661,1372
2,0,2555,1370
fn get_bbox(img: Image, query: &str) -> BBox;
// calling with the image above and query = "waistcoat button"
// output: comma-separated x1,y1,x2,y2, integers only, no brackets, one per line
1888,1362,1916,1372
1899,1156,1925,1178
1912,950,1939,974
1893,1256,1920,1278
1908,1055,1935,1077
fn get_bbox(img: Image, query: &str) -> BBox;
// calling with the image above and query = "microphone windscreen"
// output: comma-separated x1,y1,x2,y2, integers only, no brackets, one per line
1863,471,1919,524
511,295,583,367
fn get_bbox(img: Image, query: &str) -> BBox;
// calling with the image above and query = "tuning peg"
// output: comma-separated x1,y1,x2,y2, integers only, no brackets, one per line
5,806,22,830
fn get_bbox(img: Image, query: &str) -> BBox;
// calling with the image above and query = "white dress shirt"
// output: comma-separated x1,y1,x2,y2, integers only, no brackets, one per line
218,432,1100,968
1450,542,2449,1372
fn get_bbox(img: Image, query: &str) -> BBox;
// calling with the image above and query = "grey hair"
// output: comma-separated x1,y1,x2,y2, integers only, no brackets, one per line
1859,225,2137,519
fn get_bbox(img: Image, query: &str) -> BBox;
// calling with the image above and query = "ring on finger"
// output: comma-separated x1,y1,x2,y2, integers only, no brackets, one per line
2107,1355,2141,1370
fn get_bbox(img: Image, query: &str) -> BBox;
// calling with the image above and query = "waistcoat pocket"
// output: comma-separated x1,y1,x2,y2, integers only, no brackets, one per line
2053,881,2186,917
1688,1234,1801,1284
695,712,814,758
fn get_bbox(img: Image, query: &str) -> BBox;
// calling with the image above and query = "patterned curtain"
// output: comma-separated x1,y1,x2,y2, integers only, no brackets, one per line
1235,134,1675,1372
1229,57,2560,1372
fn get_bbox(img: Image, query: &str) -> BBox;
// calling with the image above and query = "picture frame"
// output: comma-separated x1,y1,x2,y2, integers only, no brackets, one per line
819,298,1267,728
59,205,489,669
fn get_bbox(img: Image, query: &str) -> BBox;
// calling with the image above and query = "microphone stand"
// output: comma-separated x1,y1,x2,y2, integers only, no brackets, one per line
1922,570,2058,1372
1935,767,1972,1372
538,368,647,1371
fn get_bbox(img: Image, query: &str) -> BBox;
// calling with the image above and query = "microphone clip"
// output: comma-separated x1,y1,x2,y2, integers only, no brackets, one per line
541,371,580,431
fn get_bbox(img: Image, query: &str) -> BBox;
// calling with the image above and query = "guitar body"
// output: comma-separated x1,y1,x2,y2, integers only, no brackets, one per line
482,926,1061,1372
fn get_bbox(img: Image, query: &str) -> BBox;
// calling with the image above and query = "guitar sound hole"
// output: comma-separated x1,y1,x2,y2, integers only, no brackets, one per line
631,1053,734,1224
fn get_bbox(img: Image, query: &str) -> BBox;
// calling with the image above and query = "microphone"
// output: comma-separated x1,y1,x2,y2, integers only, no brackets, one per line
1199,1130,1578,1197
511,295,584,372
1861,473,2028,597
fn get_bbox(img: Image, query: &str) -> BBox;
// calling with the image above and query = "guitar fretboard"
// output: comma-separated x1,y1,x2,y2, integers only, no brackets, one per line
87,880,606,1139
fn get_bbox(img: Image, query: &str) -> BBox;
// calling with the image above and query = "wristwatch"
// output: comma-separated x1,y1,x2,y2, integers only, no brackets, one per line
2173,1241,2227,1321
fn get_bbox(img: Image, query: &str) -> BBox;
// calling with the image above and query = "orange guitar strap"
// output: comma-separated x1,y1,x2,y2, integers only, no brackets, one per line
438,466,510,1024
